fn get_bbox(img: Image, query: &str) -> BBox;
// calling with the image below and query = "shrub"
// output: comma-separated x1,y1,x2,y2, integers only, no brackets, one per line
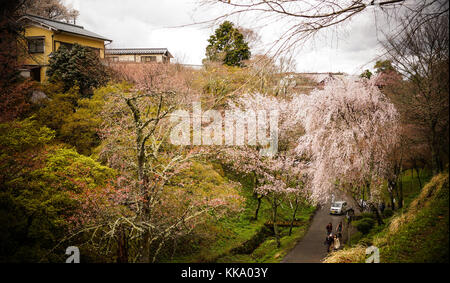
358,237,373,247
47,44,110,95
354,218,375,234
383,208,394,218
360,212,375,219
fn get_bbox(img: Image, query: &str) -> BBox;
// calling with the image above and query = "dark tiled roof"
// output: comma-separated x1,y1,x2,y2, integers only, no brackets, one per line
105,48,173,58
21,14,112,42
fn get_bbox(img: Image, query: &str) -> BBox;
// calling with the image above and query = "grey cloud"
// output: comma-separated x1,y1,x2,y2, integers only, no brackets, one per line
64,0,386,73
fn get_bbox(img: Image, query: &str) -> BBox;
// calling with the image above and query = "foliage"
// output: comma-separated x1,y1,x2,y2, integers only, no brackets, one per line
59,86,107,155
359,212,375,219
353,218,375,235
383,209,394,218
360,69,373,79
33,83,107,155
46,44,110,95
382,16,449,174
211,92,309,248
202,0,447,57
379,173,449,262
194,62,244,106
374,60,395,74
325,173,449,263
323,244,367,263
23,0,79,23
167,161,244,214
205,21,251,67
0,118,114,262
168,167,315,263
294,77,400,209
85,65,244,262
0,118,54,154
0,1,35,123
35,85,79,133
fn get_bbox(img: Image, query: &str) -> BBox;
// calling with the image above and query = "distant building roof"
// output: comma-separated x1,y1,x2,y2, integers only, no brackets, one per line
105,48,173,58
20,14,112,42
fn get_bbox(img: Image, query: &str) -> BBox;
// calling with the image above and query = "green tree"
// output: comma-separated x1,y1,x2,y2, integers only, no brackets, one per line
205,21,251,67
374,60,395,74
0,118,115,262
35,83,109,156
59,85,109,155
36,85,79,133
46,44,109,95
360,69,373,79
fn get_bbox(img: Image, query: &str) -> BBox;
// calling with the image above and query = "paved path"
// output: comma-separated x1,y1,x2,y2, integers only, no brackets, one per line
282,203,346,263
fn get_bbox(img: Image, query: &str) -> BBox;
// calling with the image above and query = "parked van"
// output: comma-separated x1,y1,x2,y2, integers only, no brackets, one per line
330,201,348,215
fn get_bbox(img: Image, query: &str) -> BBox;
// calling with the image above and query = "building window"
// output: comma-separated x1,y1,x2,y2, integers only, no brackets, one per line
109,57,119,62
141,56,157,63
28,37,44,53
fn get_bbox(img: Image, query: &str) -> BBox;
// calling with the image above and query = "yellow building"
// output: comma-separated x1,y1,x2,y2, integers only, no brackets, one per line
18,14,112,82
105,48,173,64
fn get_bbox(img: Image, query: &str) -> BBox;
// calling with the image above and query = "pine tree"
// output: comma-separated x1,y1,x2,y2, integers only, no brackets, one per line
205,21,251,67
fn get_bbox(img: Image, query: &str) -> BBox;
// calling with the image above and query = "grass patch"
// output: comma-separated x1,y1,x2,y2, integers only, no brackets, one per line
216,224,311,263
168,169,316,263
325,173,449,263
379,173,449,262
400,168,432,208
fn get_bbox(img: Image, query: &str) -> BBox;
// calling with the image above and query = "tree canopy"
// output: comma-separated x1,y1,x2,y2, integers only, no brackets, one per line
23,0,79,23
205,21,251,67
46,44,109,96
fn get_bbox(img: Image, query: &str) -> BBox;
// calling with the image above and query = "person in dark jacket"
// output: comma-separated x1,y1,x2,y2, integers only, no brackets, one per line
325,233,334,253
336,221,343,238
326,222,332,235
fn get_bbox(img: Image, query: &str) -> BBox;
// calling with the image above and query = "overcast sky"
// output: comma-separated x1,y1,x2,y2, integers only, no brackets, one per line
63,0,387,74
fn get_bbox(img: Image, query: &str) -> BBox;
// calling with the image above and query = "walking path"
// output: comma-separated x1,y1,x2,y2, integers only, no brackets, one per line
282,202,348,263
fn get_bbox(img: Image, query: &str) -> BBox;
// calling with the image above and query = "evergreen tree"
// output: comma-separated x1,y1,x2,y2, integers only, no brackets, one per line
205,21,251,67
46,44,109,95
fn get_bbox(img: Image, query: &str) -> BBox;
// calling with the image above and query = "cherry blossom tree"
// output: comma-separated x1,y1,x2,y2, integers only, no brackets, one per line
68,64,241,262
294,76,400,223
215,92,309,246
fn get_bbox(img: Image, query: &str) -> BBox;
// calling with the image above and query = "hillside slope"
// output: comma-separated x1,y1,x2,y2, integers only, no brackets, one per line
324,173,449,263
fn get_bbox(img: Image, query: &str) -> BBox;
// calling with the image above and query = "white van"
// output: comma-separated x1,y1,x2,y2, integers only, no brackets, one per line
330,201,348,215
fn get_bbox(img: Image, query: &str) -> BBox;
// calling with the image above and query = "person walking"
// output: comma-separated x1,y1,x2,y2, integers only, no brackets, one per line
333,234,340,251
326,222,332,235
326,233,334,253
336,221,343,239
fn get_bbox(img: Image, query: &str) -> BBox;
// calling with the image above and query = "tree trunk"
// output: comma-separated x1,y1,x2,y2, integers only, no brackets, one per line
272,198,280,248
430,121,442,175
289,197,299,236
398,176,403,209
389,192,396,211
415,167,422,189
254,195,262,220
252,175,261,221
388,179,396,210
372,204,384,225
117,227,129,263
